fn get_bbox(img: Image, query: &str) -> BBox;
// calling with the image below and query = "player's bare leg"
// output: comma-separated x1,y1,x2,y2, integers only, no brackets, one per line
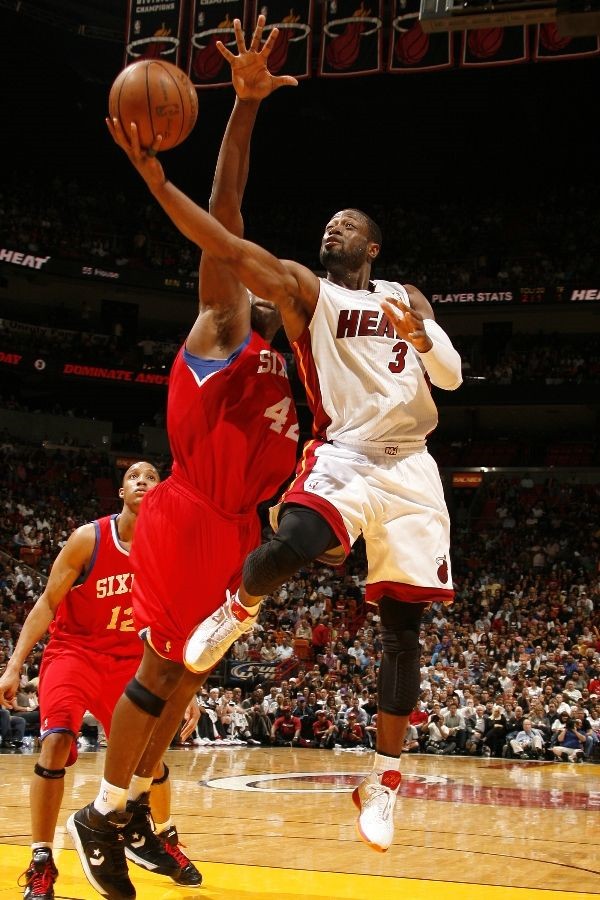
123,670,204,886
21,732,72,899
67,645,186,899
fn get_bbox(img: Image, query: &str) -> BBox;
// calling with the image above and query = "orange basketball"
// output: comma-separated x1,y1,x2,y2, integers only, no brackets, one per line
108,60,198,151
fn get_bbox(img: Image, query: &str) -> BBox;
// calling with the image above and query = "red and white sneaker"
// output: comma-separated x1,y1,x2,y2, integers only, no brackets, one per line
352,770,401,853
19,848,58,900
159,826,202,887
184,590,258,673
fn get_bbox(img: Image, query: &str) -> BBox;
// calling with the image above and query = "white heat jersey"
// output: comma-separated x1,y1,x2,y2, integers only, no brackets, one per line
292,278,438,450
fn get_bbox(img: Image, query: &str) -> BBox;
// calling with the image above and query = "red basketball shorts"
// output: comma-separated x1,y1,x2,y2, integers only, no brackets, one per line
131,474,261,663
39,642,140,764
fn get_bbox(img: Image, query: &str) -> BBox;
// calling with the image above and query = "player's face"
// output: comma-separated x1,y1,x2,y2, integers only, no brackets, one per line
319,210,375,272
250,296,282,343
119,461,160,512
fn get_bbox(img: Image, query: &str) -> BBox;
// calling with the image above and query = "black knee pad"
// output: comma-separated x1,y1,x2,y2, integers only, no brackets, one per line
377,597,427,717
125,677,166,717
243,505,337,596
34,763,65,779
152,763,169,786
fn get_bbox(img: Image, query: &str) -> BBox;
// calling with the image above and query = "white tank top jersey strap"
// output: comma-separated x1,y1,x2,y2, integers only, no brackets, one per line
295,278,439,451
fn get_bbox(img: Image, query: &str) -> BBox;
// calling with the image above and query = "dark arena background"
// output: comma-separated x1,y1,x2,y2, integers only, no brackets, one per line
0,1,599,899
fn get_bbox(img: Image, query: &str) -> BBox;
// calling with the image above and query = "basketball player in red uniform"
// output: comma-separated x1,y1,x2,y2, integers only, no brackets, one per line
69,19,299,900
88,14,463,859
0,462,201,900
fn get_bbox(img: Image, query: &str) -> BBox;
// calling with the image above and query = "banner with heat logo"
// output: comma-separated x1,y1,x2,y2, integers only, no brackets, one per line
388,0,453,72
250,0,314,79
318,0,384,77
124,0,185,66
461,25,529,68
189,0,248,88
533,24,600,62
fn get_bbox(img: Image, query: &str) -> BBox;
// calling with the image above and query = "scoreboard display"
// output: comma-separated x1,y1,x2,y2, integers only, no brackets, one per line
419,0,600,34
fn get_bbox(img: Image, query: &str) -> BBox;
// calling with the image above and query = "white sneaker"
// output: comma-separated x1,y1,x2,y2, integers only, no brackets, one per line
184,590,258,673
352,770,401,852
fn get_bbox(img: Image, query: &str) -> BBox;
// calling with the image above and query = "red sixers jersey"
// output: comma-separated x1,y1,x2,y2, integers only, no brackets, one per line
167,331,299,513
50,515,141,659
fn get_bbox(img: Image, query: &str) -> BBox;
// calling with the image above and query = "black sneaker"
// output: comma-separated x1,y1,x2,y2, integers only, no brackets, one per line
122,794,180,878
159,826,203,886
66,803,135,900
18,848,58,899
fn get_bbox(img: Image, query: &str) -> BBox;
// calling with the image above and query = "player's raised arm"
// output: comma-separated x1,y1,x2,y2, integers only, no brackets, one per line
108,117,316,331
0,525,95,702
209,15,298,233
191,16,300,352
106,26,318,337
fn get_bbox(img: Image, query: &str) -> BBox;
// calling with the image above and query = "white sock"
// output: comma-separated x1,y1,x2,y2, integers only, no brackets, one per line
154,818,172,835
128,774,153,802
373,752,401,776
230,590,260,617
94,779,128,816
32,841,53,852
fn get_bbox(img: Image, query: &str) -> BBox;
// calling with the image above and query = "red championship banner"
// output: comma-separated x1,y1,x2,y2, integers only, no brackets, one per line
251,0,314,79
461,25,529,68
189,0,248,88
388,0,453,72
533,24,600,62
124,0,185,66
318,0,384,77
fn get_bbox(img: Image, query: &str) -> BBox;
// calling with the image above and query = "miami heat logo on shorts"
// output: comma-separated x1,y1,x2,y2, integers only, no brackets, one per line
436,555,449,584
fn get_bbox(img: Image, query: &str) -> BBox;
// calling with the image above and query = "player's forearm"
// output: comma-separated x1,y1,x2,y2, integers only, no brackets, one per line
210,98,260,215
4,601,54,673
152,179,293,304
417,320,463,391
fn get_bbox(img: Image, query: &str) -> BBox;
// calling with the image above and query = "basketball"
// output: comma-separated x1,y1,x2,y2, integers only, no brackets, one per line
108,59,198,152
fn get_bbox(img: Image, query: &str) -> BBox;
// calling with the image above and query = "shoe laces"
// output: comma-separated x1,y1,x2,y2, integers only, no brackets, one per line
161,836,192,869
207,608,243,644
104,835,131,876
18,857,57,892
363,782,394,820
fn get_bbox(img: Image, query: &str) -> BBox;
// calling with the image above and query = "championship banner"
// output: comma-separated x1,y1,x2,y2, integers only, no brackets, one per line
189,0,248,88
533,24,600,62
124,0,185,66
388,0,453,73
251,0,313,79
318,0,384,77
461,25,528,68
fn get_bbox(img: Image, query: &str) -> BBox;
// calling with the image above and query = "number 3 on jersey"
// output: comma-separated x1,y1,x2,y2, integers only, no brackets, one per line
264,397,299,443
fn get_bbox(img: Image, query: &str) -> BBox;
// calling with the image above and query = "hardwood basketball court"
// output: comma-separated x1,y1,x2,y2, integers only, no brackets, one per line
0,745,598,899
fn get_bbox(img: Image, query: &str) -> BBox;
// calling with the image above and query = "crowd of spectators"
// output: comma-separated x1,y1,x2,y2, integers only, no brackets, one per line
0,449,598,762
3,174,600,289
456,333,600,387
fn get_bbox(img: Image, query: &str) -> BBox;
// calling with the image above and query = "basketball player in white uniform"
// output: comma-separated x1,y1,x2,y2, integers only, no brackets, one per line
108,61,463,853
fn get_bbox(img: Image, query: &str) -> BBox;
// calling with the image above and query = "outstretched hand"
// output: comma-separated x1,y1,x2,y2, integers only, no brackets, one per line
106,117,166,192
217,15,298,100
380,298,433,353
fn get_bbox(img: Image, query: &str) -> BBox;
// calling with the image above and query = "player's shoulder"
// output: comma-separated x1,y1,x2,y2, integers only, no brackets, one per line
57,520,98,567
69,520,98,545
